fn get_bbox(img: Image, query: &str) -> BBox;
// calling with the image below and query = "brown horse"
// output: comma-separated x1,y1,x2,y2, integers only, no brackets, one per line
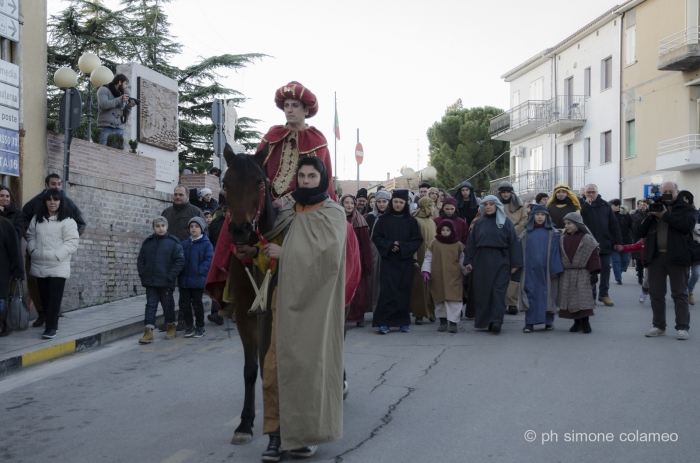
221,142,276,445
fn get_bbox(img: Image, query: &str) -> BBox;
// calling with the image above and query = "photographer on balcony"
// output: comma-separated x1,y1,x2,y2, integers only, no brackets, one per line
97,73,137,148
636,182,696,340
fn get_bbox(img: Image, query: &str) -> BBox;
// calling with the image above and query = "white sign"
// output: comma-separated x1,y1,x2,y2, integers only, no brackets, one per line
0,104,18,130
156,157,176,183
0,81,18,109
0,59,18,87
0,0,19,21
0,14,17,42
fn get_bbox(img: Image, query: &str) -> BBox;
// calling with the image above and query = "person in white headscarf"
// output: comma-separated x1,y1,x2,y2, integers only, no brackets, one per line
463,195,522,333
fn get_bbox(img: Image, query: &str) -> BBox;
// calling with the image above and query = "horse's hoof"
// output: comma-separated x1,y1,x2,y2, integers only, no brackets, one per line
231,432,253,445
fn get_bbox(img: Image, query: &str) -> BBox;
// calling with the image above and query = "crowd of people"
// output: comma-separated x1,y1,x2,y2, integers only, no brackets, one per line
2,80,699,462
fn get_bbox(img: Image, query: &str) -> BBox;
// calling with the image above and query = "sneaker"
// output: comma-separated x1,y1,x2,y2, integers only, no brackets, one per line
677,330,689,340
523,324,533,333
414,317,423,325
193,327,205,338
41,329,57,339
690,292,695,306
184,326,195,338
377,326,389,335
545,325,553,331
399,325,410,333
639,291,648,304
207,313,225,325
645,327,666,337
598,296,614,306
261,433,282,462
138,327,154,344
490,323,501,334
616,280,622,285
448,321,458,333
343,380,349,400
507,306,518,315
165,323,177,340
289,445,318,458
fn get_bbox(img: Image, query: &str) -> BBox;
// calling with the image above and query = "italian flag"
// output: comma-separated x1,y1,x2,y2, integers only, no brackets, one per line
333,105,340,140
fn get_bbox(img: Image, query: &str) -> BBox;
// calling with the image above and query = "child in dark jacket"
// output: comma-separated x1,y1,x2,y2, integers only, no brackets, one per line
179,217,214,338
137,216,185,344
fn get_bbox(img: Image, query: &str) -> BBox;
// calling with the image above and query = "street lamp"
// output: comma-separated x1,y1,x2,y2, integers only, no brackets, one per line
53,67,82,183
421,165,437,183
78,53,102,141
402,167,415,189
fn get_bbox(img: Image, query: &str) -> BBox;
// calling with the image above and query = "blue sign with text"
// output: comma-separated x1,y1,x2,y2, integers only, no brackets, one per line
0,126,19,153
0,149,18,176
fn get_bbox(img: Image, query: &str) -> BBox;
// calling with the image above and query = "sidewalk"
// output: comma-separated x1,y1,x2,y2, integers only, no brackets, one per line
0,292,212,376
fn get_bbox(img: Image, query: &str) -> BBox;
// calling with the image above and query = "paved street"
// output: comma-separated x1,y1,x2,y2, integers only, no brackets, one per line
1,271,699,463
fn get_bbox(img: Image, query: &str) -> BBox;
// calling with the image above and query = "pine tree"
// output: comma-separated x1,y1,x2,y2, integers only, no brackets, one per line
47,0,265,170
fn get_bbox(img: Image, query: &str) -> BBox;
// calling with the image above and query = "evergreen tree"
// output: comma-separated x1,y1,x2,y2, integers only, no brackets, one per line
427,104,509,194
47,0,265,170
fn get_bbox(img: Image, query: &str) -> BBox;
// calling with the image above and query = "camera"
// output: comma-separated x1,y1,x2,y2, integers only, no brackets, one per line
646,184,672,212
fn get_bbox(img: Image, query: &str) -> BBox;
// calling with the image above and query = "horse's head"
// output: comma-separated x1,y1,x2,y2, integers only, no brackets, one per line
223,143,274,246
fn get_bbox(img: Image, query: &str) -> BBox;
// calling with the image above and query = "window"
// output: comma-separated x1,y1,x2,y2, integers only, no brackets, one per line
602,57,613,90
625,26,636,65
584,137,591,168
512,90,520,108
626,120,636,158
531,146,543,171
601,131,612,164
511,153,520,176
584,68,591,97
530,77,544,101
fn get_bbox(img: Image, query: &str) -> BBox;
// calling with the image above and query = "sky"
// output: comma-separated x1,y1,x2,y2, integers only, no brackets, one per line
49,0,623,182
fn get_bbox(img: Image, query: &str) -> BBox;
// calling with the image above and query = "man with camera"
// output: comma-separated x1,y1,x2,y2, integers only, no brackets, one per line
636,182,696,340
97,74,137,148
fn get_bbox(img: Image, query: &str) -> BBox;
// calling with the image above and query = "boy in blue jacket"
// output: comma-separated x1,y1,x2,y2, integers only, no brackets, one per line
137,216,185,344
179,217,214,338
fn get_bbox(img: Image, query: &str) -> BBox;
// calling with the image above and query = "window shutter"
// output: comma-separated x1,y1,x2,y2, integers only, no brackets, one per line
605,58,612,89
605,131,612,163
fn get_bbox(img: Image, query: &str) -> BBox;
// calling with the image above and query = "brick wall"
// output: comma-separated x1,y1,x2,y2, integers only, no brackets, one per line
46,134,172,311
178,173,221,200
47,131,156,189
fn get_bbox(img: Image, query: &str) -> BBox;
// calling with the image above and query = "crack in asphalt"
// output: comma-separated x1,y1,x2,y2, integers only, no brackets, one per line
370,363,397,393
333,386,415,463
420,347,449,377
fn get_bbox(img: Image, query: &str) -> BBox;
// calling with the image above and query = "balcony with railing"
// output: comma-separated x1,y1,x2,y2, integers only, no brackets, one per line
535,96,586,135
487,166,586,198
489,100,548,141
656,134,700,171
658,27,700,71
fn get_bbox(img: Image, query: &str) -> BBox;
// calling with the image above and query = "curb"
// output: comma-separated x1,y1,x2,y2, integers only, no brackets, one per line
0,302,212,376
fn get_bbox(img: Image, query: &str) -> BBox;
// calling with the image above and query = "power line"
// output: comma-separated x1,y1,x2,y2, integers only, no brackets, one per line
448,148,513,192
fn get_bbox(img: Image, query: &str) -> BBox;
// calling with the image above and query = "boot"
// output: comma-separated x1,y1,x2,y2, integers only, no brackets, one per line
438,318,447,332
598,296,614,306
507,306,518,315
261,432,283,462
448,321,458,333
569,319,582,333
581,317,592,334
32,313,45,327
164,323,177,340
138,327,154,344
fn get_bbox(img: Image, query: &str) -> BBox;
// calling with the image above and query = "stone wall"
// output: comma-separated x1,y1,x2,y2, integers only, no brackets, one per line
46,132,171,311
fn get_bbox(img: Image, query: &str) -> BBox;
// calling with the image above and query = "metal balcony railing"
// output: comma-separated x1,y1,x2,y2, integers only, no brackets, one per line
658,134,700,156
536,96,586,129
488,100,548,136
488,166,585,196
659,27,700,56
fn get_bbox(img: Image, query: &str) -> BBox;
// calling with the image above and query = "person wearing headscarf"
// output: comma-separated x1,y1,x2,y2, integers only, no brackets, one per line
463,195,522,333
410,197,437,324
257,81,336,215
366,190,391,313
454,181,479,227
517,205,564,333
422,219,466,333
258,156,357,459
428,187,441,218
372,189,424,334
407,191,418,212
434,197,468,245
497,181,528,315
557,212,601,334
546,183,581,229
355,188,369,214
340,194,373,327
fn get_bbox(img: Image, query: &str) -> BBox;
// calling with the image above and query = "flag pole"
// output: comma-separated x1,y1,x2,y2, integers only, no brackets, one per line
334,92,337,181
356,128,360,192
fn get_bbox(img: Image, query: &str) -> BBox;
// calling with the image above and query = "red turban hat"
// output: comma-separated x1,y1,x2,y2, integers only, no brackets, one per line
442,196,457,207
275,81,318,118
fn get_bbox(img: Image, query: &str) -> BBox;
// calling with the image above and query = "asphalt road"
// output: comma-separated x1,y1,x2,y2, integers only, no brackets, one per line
1,272,699,463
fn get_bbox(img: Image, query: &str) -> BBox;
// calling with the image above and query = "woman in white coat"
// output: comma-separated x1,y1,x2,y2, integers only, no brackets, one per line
26,188,79,339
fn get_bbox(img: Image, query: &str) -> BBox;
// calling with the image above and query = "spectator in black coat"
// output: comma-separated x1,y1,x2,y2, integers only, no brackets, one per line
136,216,185,344
636,182,696,340
0,215,25,336
0,186,22,240
610,199,633,285
580,184,623,306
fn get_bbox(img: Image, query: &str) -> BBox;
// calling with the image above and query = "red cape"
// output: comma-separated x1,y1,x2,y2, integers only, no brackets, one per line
258,125,336,201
